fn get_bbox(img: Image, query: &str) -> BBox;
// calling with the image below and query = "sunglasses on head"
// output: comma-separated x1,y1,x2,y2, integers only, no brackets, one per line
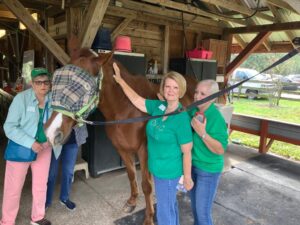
33,80,51,86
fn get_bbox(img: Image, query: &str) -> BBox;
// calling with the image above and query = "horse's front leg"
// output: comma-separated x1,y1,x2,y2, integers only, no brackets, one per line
118,150,139,213
138,145,154,225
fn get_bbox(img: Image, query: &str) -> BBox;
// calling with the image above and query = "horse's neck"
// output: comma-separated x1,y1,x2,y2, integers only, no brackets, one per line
99,67,158,118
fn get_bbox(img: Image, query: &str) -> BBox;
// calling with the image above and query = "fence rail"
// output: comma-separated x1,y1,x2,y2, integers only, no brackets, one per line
230,113,300,153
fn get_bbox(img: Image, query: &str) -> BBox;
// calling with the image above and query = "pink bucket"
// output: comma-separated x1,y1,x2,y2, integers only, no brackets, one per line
115,36,132,52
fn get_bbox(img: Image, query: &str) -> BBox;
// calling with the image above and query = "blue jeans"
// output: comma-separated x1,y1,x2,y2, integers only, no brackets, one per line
190,167,221,225
46,142,78,206
153,176,180,225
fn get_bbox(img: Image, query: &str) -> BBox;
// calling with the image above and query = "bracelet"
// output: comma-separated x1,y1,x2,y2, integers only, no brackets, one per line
201,132,206,140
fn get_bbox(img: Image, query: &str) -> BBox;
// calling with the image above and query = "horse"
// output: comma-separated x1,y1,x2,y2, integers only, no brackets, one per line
44,41,197,225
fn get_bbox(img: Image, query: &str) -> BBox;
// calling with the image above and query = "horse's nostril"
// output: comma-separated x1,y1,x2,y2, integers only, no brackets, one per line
54,131,64,145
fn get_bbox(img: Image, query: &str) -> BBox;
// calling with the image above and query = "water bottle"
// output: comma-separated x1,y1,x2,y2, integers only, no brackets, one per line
176,175,187,193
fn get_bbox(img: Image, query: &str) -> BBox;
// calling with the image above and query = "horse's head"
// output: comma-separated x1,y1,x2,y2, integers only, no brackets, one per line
45,36,114,147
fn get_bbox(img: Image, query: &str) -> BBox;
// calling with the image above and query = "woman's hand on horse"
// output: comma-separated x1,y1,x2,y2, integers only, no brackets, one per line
113,62,122,84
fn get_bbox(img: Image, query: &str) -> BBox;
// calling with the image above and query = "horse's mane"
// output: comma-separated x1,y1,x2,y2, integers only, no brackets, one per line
115,61,159,99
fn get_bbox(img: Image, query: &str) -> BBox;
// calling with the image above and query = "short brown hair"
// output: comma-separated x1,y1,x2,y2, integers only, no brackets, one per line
159,71,187,98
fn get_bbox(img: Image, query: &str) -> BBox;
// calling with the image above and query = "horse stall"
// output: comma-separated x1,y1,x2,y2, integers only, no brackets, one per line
1,1,300,225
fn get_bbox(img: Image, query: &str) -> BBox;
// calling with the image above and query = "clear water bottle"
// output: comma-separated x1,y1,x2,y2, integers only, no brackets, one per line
176,175,187,193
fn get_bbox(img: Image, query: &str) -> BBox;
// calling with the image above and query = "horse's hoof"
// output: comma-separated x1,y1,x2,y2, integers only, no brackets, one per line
122,202,136,213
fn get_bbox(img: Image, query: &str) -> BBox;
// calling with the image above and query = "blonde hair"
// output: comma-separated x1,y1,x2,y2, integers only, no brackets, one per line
159,71,187,98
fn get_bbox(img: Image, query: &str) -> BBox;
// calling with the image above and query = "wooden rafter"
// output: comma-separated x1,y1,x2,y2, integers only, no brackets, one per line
238,0,272,51
141,0,247,26
266,0,298,14
226,32,271,75
107,6,223,35
200,0,275,22
231,43,294,53
224,21,300,34
267,4,296,48
0,10,17,19
21,0,63,6
284,0,300,15
111,17,134,41
79,0,110,48
118,0,221,27
3,0,69,65
233,34,247,48
250,18,272,52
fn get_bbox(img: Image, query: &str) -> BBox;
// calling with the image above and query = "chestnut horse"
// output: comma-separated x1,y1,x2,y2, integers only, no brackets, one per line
45,45,197,225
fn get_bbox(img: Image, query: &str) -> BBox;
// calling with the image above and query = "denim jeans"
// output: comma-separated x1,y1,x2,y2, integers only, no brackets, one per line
46,142,78,206
153,176,180,225
190,166,221,225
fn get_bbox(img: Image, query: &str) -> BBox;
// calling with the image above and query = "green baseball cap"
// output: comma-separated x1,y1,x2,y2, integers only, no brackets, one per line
31,67,51,79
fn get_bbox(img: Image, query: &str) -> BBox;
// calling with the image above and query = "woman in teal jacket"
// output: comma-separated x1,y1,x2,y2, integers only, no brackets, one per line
1,68,52,225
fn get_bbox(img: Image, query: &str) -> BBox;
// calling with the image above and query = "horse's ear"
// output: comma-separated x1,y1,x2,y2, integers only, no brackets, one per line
68,35,81,61
98,51,114,65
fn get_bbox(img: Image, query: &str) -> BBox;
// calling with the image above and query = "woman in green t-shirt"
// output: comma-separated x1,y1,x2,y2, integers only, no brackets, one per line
189,80,228,225
113,63,193,225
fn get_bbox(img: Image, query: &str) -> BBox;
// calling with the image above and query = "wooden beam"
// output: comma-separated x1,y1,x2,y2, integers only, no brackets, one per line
66,7,84,37
259,120,269,153
224,21,300,34
107,6,223,35
111,17,134,41
231,42,294,53
163,25,169,74
267,0,299,14
0,10,17,19
200,0,275,22
284,0,300,14
226,31,271,75
80,0,110,48
233,34,247,48
141,0,247,26
3,0,69,65
250,17,272,52
118,0,222,27
20,0,63,7
267,4,296,47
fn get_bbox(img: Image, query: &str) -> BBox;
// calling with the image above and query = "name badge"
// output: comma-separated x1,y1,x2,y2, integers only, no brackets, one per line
158,104,166,111
27,106,35,112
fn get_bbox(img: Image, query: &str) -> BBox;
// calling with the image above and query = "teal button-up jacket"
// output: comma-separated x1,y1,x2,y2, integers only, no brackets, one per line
4,88,52,148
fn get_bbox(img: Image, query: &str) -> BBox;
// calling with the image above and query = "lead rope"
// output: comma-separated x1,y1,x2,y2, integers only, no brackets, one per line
81,47,300,125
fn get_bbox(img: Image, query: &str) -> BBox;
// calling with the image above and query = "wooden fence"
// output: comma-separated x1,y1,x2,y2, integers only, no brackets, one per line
230,113,300,153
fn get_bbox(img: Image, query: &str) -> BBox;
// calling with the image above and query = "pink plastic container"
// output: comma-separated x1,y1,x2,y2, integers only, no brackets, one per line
115,36,132,52
186,48,213,59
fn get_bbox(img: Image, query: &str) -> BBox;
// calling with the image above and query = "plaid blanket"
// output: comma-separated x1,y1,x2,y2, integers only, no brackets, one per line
51,64,98,119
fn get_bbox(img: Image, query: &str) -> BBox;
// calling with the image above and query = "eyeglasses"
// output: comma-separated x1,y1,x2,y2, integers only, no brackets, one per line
33,80,51,86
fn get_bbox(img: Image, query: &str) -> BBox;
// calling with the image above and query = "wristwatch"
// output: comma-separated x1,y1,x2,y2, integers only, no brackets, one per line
201,132,206,140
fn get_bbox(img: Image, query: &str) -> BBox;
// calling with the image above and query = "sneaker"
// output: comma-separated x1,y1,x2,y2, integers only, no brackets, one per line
60,199,76,211
31,218,51,225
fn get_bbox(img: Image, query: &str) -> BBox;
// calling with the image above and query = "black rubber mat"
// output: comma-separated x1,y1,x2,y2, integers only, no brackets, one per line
115,154,300,225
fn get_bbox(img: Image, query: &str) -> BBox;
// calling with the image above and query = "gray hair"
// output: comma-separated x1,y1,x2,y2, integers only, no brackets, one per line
198,79,219,95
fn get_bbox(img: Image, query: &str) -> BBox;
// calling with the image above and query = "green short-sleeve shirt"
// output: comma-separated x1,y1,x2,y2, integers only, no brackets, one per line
189,103,228,173
145,99,193,179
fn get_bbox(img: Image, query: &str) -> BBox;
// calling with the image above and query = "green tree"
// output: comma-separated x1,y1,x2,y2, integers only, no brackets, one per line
231,53,300,75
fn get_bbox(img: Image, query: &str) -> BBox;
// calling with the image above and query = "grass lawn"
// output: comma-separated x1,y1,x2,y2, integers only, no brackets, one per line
229,98,300,161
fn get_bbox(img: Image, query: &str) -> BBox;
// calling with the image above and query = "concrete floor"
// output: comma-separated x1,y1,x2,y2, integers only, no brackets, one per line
0,142,299,225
